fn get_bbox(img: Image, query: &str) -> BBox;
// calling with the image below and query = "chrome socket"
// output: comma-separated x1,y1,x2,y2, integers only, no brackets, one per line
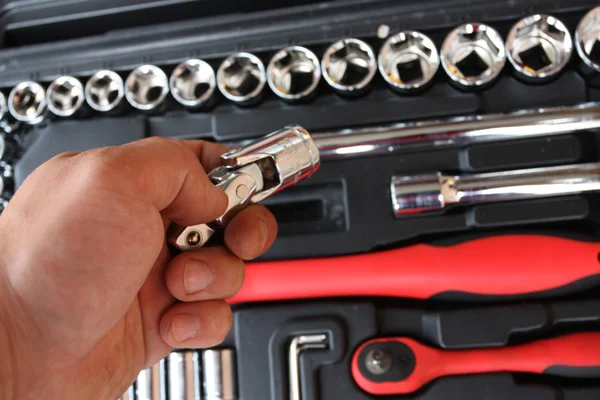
217,52,266,106
85,70,125,114
170,59,217,110
575,6,600,81
168,351,201,400
125,64,169,112
506,14,573,83
46,76,86,118
8,81,47,125
202,349,237,400
441,23,506,89
378,31,440,93
267,46,321,102
321,38,377,96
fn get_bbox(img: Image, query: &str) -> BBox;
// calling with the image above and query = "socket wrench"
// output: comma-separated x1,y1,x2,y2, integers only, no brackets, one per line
391,162,600,216
136,359,167,400
168,351,201,400
170,59,217,109
288,334,329,400
575,6,600,78
167,125,320,251
7,81,46,125
441,23,506,89
378,31,440,93
125,64,169,112
267,46,321,102
46,76,86,117
217,52,266,106
321,38,377,96
506,14,572,82
85,70,126,114
202,349,237,400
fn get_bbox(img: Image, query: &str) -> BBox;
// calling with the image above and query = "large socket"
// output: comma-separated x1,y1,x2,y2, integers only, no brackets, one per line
125,64,170,112
576,6,600,83
170,59,217,110
440,23,506,89
85,70,126,114
267,45,321,102
217,52,266,107
46,76,86,118
321,38,377,96
7,81,46,125
506,14,573,83
378,31,440,93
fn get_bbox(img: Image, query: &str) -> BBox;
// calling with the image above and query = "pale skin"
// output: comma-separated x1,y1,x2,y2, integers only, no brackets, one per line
0,137,278,399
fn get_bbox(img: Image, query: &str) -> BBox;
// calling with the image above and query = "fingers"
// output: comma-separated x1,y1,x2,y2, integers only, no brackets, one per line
165,247,245,302
180,140,230,173
85,137,228,227
224,204,278,260
160,300,232,348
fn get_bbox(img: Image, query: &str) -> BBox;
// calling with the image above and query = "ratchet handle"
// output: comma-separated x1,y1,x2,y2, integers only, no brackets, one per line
229,235,600,304
351,333,600,395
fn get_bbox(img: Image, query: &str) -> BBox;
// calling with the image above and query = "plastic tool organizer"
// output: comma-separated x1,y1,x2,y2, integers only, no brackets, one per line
0,1,598,400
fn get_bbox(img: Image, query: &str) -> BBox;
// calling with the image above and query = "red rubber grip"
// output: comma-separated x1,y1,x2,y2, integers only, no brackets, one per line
351,332,600,395
228,235,600,304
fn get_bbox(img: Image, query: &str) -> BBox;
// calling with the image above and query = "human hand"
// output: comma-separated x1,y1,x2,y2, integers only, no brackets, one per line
0,137,278,399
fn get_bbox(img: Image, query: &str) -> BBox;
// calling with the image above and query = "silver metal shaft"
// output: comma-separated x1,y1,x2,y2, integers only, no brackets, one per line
202,349,237,400
391,162,600,216
136,359,167,400
311,102,600,159
168,351,201,400
288,334,329,400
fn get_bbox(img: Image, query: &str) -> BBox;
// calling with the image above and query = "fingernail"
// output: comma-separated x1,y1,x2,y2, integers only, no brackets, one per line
258,219,269,252
184,260,214,294
171,313,200,343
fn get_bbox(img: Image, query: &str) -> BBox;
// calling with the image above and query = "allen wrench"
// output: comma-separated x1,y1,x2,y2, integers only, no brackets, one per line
288,333,329,400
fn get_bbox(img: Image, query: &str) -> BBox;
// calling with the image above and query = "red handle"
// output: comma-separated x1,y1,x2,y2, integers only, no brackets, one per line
228,235,600,304
351,332,600,395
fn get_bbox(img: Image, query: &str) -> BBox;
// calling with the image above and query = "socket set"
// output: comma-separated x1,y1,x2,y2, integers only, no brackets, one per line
0,8,600,125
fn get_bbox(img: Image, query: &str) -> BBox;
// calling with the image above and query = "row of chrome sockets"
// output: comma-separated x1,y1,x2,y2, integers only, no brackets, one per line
1,7,600,125
119,348,237,400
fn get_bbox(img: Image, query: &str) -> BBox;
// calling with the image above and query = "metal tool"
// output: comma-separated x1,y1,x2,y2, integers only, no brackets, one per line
217,52,266,106
0,92,7,121
267,46,321,102
202,349,237,400
391,162,600,216
378,31,440,93
167,125,320,251
46,76,86,117
119,385,135,400
321,38,377,96
352,333,600,395
168,351,201,400
136,358,167,400
309,102,600,160
7,81,46,125
506,14,573,82
440,23,506,89
170,59,217,109
575,6,600,77
125,64,169,111
85,70,126,113
288,334,329,400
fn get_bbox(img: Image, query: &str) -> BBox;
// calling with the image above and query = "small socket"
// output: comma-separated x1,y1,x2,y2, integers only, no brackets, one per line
0,92,7,121
378,31,440,93
506,14,573,82
125,64,169,111
267,46,321,102
441,23,506,89
170,59,217,109
217,52,266,106
46,76,85,117
576,6,600,76
8,81,46,125
85,70,125,113
322,38,377,96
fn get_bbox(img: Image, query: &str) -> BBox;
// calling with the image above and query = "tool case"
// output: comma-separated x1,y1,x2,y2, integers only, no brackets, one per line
0,0,599,399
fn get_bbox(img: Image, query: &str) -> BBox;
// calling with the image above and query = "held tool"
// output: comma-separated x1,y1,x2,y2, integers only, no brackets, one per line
167,125,320,251
351,332,600,395
229,235,600,304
